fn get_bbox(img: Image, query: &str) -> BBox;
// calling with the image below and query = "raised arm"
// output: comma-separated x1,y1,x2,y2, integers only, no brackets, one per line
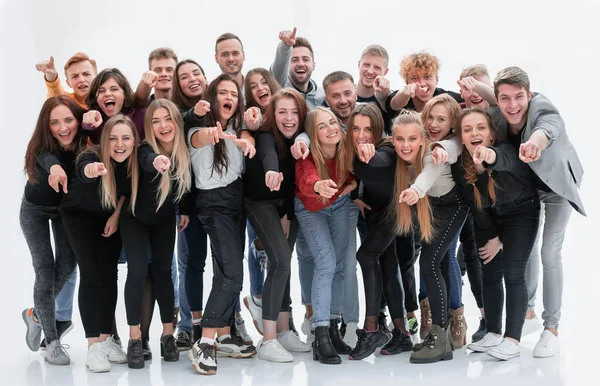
270,28,296,87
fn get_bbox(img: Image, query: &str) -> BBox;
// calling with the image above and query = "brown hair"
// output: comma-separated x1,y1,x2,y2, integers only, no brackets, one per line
388,112,434,242
215,32,244,53
171,59,206,110
322,71,354,94
421,94,462,138
400,51,440,81
87,68,136,116
304,107,352,203
64,52,98,75
360,45,389,68
261,88,308,160
293,37,314,59
458,108,498,210
24,95,88,182
345,104,385,173
148,47,178,69
459,64,489,80
244,68,282,113
494,66,531,97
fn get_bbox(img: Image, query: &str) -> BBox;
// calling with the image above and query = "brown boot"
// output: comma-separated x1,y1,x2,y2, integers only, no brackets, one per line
450,306,467,349
419,298,432,340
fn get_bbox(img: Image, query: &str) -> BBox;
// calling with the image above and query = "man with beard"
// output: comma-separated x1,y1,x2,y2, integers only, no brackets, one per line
271,28,324,109
215,33,246,90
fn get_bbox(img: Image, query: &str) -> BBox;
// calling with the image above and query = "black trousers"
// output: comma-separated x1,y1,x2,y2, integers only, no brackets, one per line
60,209,121,338
197,179,246,328
460,213,484,309
121,213,176,326
396,232,420,313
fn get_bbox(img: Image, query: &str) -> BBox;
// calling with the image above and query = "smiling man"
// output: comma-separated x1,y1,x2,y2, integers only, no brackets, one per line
490,66,585,359
215,33,246,90
148,47,178,102
37,52,97,109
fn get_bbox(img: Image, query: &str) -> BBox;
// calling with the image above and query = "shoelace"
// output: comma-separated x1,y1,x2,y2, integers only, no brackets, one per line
50,343,71,358
422,332,438,349
201,345,216,361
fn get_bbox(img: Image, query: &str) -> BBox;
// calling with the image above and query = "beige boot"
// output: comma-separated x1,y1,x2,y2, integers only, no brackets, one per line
450,306,467,349
419,298,432,340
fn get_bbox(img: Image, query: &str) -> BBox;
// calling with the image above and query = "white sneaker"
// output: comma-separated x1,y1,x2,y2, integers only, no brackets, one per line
258,339,293,362
467,332,503,352
301,317,311,337
533,330,560,358
86,342,110,373
521,316,542,337
234,316,253,345
278,330,311,352
101,336,127,364
215,334,257,358
243,295,264,335
344,322,359,347
487,338,520,361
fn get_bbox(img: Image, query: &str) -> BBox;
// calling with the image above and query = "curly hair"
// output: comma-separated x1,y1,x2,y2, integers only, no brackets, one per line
400,51,440,81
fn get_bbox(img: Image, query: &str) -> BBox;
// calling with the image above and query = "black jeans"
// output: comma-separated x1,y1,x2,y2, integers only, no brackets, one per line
20,198,77,343
121,213,176,326
460,213,484,309
180,204,209,312
60,208,121,338
197,179,245,328
397,232,420,313
356,208,405,321
420,189,468,328
245,198,298,321
483,204,540,340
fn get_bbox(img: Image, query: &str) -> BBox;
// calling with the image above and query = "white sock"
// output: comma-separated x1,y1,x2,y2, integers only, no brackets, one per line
199,337,214,345
253,296,263,306
192,318,202,325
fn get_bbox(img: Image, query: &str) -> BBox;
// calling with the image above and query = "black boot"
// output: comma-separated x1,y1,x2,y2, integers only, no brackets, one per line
378,312,392,339
127,339,145,369
160,334,179,362
313,326,342,365
329,319,352,354
349,327,391,360
142,339,152,360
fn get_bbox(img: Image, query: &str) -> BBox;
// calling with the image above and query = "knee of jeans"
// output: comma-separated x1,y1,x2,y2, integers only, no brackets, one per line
315,254,336,277
540,246,563,268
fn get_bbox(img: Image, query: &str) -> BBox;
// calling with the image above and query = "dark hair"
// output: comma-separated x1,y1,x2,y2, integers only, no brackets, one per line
215,32,244,53
148,47,178,69
25,95,88,182
171,59,206,111
494,66,531,97
323,71,354,93
244,68,281,113
87,68,136,117
261,88,308,160
294,37,314,59
204,74,244,176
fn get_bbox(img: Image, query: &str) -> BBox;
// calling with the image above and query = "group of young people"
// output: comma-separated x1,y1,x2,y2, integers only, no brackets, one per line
20,27,584,376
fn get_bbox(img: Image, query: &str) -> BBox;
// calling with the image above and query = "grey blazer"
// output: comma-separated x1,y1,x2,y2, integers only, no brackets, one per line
489,93,585,216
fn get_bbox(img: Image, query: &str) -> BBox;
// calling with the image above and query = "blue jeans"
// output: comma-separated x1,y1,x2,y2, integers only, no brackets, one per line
295,196,350,328
419,231,464,310
55,268,77,321
296,224,313,306
342,204,360,324
247,220,265,297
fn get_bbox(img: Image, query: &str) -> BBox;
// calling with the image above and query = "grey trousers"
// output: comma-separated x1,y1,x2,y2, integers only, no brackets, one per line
526,190,573,330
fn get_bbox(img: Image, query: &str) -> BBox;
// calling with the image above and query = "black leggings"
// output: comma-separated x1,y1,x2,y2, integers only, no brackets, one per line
60,209,121,338
460,214,484,309
419,190,468,328
396,232,420,313
245,198,298,321
121,214,176,326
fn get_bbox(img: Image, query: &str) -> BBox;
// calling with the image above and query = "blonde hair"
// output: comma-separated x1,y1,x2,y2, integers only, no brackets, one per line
144,99,191,211
304,107,352,204
388,112,434,242
96,115,139,215
421,94,462,138
459,64,489,80
400,51,440,81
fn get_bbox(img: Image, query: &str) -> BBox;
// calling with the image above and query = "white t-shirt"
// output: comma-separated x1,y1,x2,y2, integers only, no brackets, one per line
188,124,245,190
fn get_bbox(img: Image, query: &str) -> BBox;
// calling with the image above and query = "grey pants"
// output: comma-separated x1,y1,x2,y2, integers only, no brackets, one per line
20,197,77,343
526,190,572,329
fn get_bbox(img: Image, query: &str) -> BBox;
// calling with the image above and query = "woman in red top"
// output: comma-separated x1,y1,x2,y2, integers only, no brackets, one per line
294,107,356,365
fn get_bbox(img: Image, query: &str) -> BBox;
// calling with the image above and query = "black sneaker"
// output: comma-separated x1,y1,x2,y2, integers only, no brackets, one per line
289,307,299,337
378,313,392,339
191,342,217,375
471,318,487,343
175,330,192,351
193,324,203,344
349,328,391,360
40,320,74,351
160,334,179,362
127,339,145,369
407,316,419,335
142,339,152,360
381,328,414,355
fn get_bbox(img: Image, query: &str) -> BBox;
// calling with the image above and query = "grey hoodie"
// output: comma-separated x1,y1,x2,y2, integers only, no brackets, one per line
270,41,325,110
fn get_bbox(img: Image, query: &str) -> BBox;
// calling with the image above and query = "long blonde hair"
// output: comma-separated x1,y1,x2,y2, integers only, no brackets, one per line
144,99,191,210
304,107,352,203
96,115,140,215
388,112,434,242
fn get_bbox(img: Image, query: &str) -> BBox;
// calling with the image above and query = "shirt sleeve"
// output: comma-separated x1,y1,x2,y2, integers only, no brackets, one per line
429,135,462,164
294,132,311,146
257,132,280,173
76,151,101,182
295,157,321,199
270,41,292,87
410,153,446,198
36,153,62,174
45,75,67,98
138,143,159,174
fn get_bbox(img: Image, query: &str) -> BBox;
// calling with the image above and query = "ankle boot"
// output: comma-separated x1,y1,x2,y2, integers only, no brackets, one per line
127,339,145,369
419,298,432,340
409,324,453,364
160,334,179,362
313,326,342,364
450,306,467,349
329,319,352,354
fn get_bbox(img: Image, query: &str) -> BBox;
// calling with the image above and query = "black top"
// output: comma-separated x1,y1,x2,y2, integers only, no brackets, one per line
60,151,111,215
385,87,463,117
451,142,539,246
24,151,76,207
356,94,393,135
124,143,190,225
506,126,552,192
243,131,296,219
352,142,396,212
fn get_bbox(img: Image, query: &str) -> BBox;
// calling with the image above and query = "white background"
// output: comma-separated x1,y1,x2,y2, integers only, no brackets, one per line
1,0,599,385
